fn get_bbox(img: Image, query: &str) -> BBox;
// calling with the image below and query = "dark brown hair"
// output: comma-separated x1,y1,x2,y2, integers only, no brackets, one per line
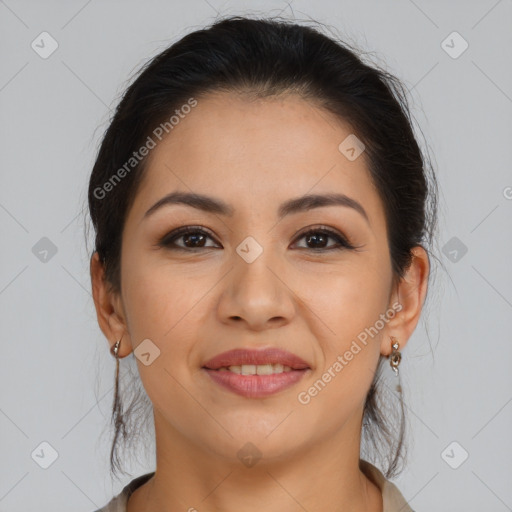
86,14,441,481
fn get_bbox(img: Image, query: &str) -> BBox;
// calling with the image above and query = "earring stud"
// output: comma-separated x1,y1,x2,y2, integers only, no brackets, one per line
389,336,401,376
110,336,122,358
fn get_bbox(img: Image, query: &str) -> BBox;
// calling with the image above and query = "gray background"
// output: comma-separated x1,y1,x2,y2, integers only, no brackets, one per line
1,0,511,510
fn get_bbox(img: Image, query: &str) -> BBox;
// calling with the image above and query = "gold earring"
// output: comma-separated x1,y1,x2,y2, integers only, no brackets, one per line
110,335,123,435
389,336,401,376
110,337,122,358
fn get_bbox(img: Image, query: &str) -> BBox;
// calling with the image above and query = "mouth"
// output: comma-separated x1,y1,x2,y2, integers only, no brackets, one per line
202,347,311,371
202,348,311,398
211,363,297,374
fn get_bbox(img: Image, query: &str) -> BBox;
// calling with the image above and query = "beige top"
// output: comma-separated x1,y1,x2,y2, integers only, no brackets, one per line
93,459,414,512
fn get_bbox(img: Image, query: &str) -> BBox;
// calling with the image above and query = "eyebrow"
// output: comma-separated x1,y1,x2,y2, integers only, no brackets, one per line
143,191,370,224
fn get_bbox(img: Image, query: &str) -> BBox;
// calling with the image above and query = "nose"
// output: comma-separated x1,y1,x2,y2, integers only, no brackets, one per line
216,245,296,331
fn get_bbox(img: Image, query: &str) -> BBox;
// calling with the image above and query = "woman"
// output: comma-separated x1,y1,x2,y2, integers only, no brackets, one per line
88,14,437,512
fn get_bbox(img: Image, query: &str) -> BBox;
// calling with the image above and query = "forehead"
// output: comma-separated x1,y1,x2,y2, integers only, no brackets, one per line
129,91,385,228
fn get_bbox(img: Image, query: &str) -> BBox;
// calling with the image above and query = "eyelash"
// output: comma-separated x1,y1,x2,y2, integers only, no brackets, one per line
157,225,357,252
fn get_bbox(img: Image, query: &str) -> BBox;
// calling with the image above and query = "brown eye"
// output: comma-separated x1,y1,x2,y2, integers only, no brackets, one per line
159,226,219,250
158,225,356,252
293,227,355,251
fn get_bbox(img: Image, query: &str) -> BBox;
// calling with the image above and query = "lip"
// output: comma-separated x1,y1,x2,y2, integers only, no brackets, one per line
202,348,310,370
203,368,309,398
202,348,311,399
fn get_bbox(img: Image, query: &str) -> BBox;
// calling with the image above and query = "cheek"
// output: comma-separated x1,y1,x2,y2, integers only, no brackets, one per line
294,260,389,338
121,243,203,331
294,265,389,404
295,271,386,411
121,263,204,412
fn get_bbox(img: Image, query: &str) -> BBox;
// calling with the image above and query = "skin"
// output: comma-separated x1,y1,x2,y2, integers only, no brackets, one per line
91,91,429,512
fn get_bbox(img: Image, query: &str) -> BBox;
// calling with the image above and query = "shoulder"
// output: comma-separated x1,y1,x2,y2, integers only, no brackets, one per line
91,472,155,512
359,459,416,512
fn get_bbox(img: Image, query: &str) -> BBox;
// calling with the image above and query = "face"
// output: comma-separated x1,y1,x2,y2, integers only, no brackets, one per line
106,91,404,464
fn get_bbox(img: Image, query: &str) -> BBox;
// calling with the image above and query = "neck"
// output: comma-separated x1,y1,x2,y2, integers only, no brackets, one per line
127,409,382,512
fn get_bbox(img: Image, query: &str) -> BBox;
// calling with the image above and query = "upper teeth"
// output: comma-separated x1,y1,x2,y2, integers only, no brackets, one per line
217,364,293,375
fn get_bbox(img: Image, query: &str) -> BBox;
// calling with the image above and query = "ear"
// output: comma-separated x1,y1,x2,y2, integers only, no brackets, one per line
381,245,430,356
90,251,133,357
